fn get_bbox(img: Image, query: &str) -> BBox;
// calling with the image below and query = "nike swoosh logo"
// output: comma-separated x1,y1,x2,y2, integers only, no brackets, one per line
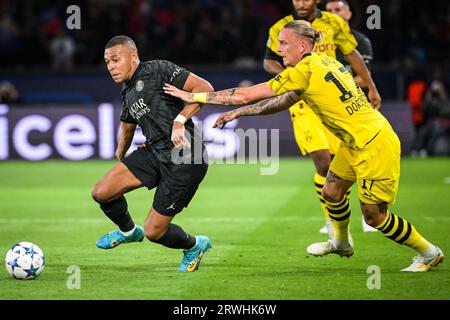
187,252,203,272
110,240,120,248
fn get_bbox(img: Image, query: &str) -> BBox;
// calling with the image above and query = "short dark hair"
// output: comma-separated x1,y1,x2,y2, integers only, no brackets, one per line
326,0,350,8
105,35,137,51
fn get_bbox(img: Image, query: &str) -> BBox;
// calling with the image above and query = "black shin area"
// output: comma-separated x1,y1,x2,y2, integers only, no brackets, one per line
150,224,196,249
98,196,135,232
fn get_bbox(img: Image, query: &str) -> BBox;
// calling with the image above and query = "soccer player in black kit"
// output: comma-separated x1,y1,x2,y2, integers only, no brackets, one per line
91,35,213,272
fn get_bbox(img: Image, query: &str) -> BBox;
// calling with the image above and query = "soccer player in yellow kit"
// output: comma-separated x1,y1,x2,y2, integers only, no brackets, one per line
326,0,377,232
164,21,444,272
264,0,381,237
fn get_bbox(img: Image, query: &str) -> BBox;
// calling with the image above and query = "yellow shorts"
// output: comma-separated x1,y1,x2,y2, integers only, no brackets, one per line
329,121,401,205
290,101,341,156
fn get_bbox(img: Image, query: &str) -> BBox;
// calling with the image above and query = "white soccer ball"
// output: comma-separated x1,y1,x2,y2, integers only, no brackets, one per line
5,242,45,280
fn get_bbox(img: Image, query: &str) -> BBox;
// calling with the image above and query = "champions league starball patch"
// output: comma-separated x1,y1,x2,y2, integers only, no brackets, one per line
136,80,144,92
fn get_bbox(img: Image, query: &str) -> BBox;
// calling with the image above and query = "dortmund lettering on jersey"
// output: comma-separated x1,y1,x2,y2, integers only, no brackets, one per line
267,53,386,150
265,10,357,63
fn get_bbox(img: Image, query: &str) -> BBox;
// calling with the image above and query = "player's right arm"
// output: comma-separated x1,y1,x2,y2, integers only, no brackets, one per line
213,91,301,128
163,82,276,106
263,43,285,75
213,64,309,128
115,121,136,160
263,58,285,75
164,59,309,107
263,19,287,75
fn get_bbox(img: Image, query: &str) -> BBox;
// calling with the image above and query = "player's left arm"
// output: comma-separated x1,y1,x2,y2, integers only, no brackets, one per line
172,73,214,148
345,49,381,109
212,58,309,127
213,91,301,129
352,36,373,88
332,16,381,110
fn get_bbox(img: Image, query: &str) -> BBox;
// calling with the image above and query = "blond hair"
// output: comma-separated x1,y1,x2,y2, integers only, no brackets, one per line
283,20,323,45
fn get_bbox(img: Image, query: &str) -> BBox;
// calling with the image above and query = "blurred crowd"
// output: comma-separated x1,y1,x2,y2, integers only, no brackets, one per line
0,0,285,70
407,71,450,157
1,0,449,155
0,0,449,70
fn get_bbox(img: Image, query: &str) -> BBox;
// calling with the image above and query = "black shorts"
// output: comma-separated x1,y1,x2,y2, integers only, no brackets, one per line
122,147,208,216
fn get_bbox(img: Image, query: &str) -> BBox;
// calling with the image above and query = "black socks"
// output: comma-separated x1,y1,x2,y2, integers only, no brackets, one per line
150,224,196,249
97,196,195,249
98,196,135,232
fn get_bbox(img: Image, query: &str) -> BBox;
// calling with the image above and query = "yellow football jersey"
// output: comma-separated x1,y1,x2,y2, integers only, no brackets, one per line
266,10,357,60
267,53,386,150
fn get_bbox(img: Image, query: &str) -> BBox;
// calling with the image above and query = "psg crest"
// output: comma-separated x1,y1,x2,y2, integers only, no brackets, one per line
136,80,144,92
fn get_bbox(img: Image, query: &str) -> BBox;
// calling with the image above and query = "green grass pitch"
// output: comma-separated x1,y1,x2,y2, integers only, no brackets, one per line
0,158,449,300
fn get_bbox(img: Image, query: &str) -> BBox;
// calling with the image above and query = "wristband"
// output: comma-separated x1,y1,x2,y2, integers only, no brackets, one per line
174,114,187,124
193,92,208,104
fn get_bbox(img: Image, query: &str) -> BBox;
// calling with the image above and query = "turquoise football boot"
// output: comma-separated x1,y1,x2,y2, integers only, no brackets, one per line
96,225,144,249
178,235,212,272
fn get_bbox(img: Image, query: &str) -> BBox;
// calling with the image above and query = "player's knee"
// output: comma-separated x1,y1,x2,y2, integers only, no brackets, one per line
316,166,329,178
322,185,344,203
91,185,111,203
144,230,158,241
311,152,331,177
144,226,165,241
361,203,386,227
364,216,380,227
316,158,330,177
363,212,384,227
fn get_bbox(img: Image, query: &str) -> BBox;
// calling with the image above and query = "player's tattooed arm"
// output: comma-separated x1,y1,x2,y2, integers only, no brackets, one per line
163,83,238,104
238,91,300,116
206,88,238,105
213,91,300,128
164,83,275,106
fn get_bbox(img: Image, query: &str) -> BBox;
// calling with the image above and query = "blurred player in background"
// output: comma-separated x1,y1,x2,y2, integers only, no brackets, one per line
326,0,377,232
92,35,213,272
263,0,381,238
164,21,444,272
326,0,373,92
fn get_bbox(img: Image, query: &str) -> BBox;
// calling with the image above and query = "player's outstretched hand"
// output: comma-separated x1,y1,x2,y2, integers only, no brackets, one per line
368,87,382,110
213,110,241,129
171,121,191,148
163,83,195,103
115,150,126,161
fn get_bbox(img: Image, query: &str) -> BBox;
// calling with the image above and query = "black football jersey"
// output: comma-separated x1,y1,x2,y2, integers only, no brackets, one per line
120,60,204,163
